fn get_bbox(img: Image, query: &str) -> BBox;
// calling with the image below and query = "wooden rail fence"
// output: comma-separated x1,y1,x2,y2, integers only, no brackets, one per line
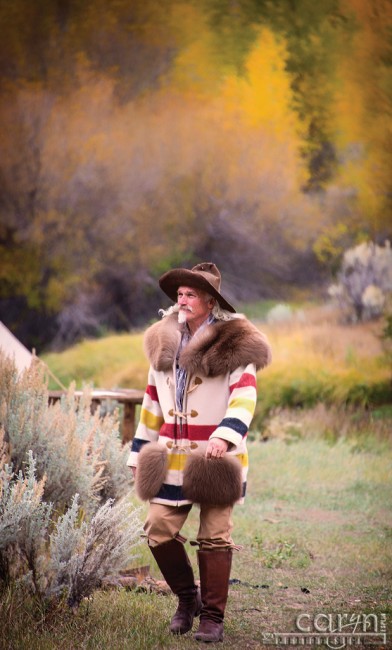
48,388,144,444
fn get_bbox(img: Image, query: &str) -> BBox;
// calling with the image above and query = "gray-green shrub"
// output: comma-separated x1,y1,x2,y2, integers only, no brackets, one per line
0,352,132,513
48,494,142,607
0,450,142,603
328,241,392,321
0,352,143,605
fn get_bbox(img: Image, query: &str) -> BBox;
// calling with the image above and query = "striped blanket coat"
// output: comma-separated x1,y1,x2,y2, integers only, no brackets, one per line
127,313,272,506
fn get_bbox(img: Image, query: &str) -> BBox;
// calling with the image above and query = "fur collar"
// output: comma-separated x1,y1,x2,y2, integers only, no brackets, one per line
144,314,272,376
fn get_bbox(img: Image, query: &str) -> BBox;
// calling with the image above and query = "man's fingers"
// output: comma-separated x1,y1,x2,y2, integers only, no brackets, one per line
206,444,226,459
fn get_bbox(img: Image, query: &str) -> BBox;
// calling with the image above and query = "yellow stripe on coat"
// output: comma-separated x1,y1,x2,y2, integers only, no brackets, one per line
167,452,249,472
227,397,255,414
140,408,164,431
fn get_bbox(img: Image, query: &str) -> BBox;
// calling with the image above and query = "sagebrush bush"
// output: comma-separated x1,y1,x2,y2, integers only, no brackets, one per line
328,240,392,321
0,449,142,603
48,494,142,608
266,303,305,324
0,352,132,513
0,447,52,583
0,352,143,605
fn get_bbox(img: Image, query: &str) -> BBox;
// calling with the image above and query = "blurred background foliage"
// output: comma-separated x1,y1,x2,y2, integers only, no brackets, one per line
0,0,391,351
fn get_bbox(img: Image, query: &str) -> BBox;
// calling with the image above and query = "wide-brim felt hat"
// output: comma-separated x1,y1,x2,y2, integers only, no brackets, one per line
159,262,236,313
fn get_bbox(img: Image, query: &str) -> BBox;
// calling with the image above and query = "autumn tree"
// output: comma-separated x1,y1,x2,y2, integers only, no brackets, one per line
332,0,392,238
0,0,390,349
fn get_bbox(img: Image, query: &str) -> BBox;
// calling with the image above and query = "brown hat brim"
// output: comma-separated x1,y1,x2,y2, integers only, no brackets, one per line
159,268,236,313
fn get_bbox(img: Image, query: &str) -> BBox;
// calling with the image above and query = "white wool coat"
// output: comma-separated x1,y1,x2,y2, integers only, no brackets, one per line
127,313,271,506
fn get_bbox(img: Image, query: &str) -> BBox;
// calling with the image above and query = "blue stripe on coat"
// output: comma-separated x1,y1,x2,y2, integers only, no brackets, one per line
219,417,248,437
155,483,185,501
155,482,247,503
131,438,150,453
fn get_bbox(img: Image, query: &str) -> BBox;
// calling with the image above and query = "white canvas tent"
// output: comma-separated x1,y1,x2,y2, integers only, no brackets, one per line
0,321,142,441
0,321,65,388
0,321,33,373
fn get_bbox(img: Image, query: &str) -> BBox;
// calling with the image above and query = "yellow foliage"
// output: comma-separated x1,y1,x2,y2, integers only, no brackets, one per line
332,0,392,233
216,28,307,198
313,223,352,268
223,28,298,137
167,4,221,96
170,37,221,97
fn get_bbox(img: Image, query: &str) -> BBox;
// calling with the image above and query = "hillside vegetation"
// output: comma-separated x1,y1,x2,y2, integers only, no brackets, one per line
43,304,391,430
1,0,391,349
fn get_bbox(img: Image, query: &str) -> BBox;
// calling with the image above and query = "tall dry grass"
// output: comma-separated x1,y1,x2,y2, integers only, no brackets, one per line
253,305,390,424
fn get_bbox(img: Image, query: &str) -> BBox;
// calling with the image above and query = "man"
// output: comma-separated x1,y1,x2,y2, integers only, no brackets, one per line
127,262,271,643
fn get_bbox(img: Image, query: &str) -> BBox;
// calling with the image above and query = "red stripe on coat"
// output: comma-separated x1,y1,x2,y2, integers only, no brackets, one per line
229,372,257,393
160,423,217,441
146,384,159,402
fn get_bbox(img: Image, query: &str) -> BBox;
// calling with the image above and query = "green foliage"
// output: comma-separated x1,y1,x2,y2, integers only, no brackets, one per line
260,537,311,569
42,331,148,390
253,371,391,430
382,312,392,370
260,0,345,188
237,300,279,321
383,314,392,342
200,0,262,74
313,223,354,274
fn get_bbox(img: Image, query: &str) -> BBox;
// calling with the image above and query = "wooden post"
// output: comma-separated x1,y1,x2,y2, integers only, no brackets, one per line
91,399,101,415
122,402,136,445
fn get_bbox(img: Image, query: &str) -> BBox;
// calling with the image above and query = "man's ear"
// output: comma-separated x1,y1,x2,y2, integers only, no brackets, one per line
208,297,216,309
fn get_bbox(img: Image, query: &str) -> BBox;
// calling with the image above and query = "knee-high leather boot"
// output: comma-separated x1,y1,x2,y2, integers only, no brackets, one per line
149,538,201,635
194,548,232,643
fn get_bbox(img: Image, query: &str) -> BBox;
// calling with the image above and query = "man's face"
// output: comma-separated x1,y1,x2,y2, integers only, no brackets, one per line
177,285,214,333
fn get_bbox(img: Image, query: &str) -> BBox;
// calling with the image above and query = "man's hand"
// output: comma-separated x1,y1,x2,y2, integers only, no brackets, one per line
205,438,229,459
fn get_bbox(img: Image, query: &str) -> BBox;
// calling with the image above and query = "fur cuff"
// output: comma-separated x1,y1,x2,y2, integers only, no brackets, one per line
135,443,168,501
182,454,242,506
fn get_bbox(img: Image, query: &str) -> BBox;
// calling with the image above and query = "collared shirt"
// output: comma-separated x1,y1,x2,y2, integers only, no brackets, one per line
175,313,215,411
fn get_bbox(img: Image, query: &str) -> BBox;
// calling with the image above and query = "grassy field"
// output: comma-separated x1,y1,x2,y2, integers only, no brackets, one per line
2,434,392,649
5,304,389,648
256,305,391,419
